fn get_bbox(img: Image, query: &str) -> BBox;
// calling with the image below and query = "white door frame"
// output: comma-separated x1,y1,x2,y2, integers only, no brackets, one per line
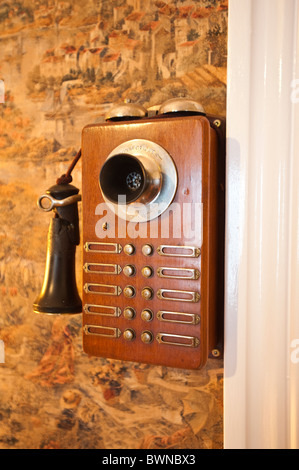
224,0,299,449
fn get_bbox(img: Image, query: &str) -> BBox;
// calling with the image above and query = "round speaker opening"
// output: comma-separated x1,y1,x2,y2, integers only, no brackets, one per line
99,153,146,204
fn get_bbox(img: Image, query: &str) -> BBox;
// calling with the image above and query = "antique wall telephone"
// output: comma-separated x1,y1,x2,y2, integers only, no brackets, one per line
33,98,225,370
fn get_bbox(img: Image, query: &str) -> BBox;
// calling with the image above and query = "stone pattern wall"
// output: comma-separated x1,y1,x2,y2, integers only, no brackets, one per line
0,0,227,449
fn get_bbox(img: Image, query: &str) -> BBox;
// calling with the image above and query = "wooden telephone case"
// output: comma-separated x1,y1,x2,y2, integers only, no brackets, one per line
81,106,225,370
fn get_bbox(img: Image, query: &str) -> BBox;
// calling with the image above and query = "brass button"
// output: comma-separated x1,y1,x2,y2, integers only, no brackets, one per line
141,309,153,322
141,266,153,278
123,329,135,341
141,287,154,300
142,244,153,256
141,330,153,344
123,307,136,320
124,244,135,255
123,265,136,277
124,285,135,298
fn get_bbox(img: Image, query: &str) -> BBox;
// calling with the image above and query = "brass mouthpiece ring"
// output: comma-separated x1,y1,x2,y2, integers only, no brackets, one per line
37,194,81,212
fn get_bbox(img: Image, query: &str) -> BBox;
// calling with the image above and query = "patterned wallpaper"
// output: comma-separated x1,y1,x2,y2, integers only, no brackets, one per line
0,0,227,449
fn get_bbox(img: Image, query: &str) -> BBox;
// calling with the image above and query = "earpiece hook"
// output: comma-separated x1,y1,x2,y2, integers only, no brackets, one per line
37,193,81,212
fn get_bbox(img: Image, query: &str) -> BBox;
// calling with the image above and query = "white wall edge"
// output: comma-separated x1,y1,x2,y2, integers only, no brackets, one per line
224,0,299,449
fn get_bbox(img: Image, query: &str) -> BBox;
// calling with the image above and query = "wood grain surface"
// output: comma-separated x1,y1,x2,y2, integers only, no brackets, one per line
81,114,224,369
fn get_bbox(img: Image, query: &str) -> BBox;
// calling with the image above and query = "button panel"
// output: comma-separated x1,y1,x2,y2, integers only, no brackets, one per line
83,241,201,361
81,112,225,370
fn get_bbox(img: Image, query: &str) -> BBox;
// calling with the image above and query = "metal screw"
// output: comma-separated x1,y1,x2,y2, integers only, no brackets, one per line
212,349,221,358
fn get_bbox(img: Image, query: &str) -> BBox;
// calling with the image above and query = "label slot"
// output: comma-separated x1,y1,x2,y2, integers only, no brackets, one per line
83,263,122,275
157,245,201,258
84,242,122,254
156,333,200,348
84,283,122,296
157,310,200,325
157,267,200,280
157,288,200,303
83,304,122,317
84,325,121,338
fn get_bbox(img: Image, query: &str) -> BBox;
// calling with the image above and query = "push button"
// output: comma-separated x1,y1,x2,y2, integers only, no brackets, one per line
124,244,135,255
123,307,136,320
141,287,154,300
141,309,153,322
141,266,153,278
141,330,153,344
123,265,136,277
123,329,135,341
142,244,153,256
124,286,136,298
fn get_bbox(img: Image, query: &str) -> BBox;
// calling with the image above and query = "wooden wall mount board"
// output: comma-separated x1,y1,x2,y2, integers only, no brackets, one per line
81,114,225,370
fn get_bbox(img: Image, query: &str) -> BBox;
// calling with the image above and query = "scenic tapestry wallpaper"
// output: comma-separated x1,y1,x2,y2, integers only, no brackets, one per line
0,0,227,449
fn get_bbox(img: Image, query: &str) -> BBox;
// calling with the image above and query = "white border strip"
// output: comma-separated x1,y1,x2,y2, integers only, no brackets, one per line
224,0,299,449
